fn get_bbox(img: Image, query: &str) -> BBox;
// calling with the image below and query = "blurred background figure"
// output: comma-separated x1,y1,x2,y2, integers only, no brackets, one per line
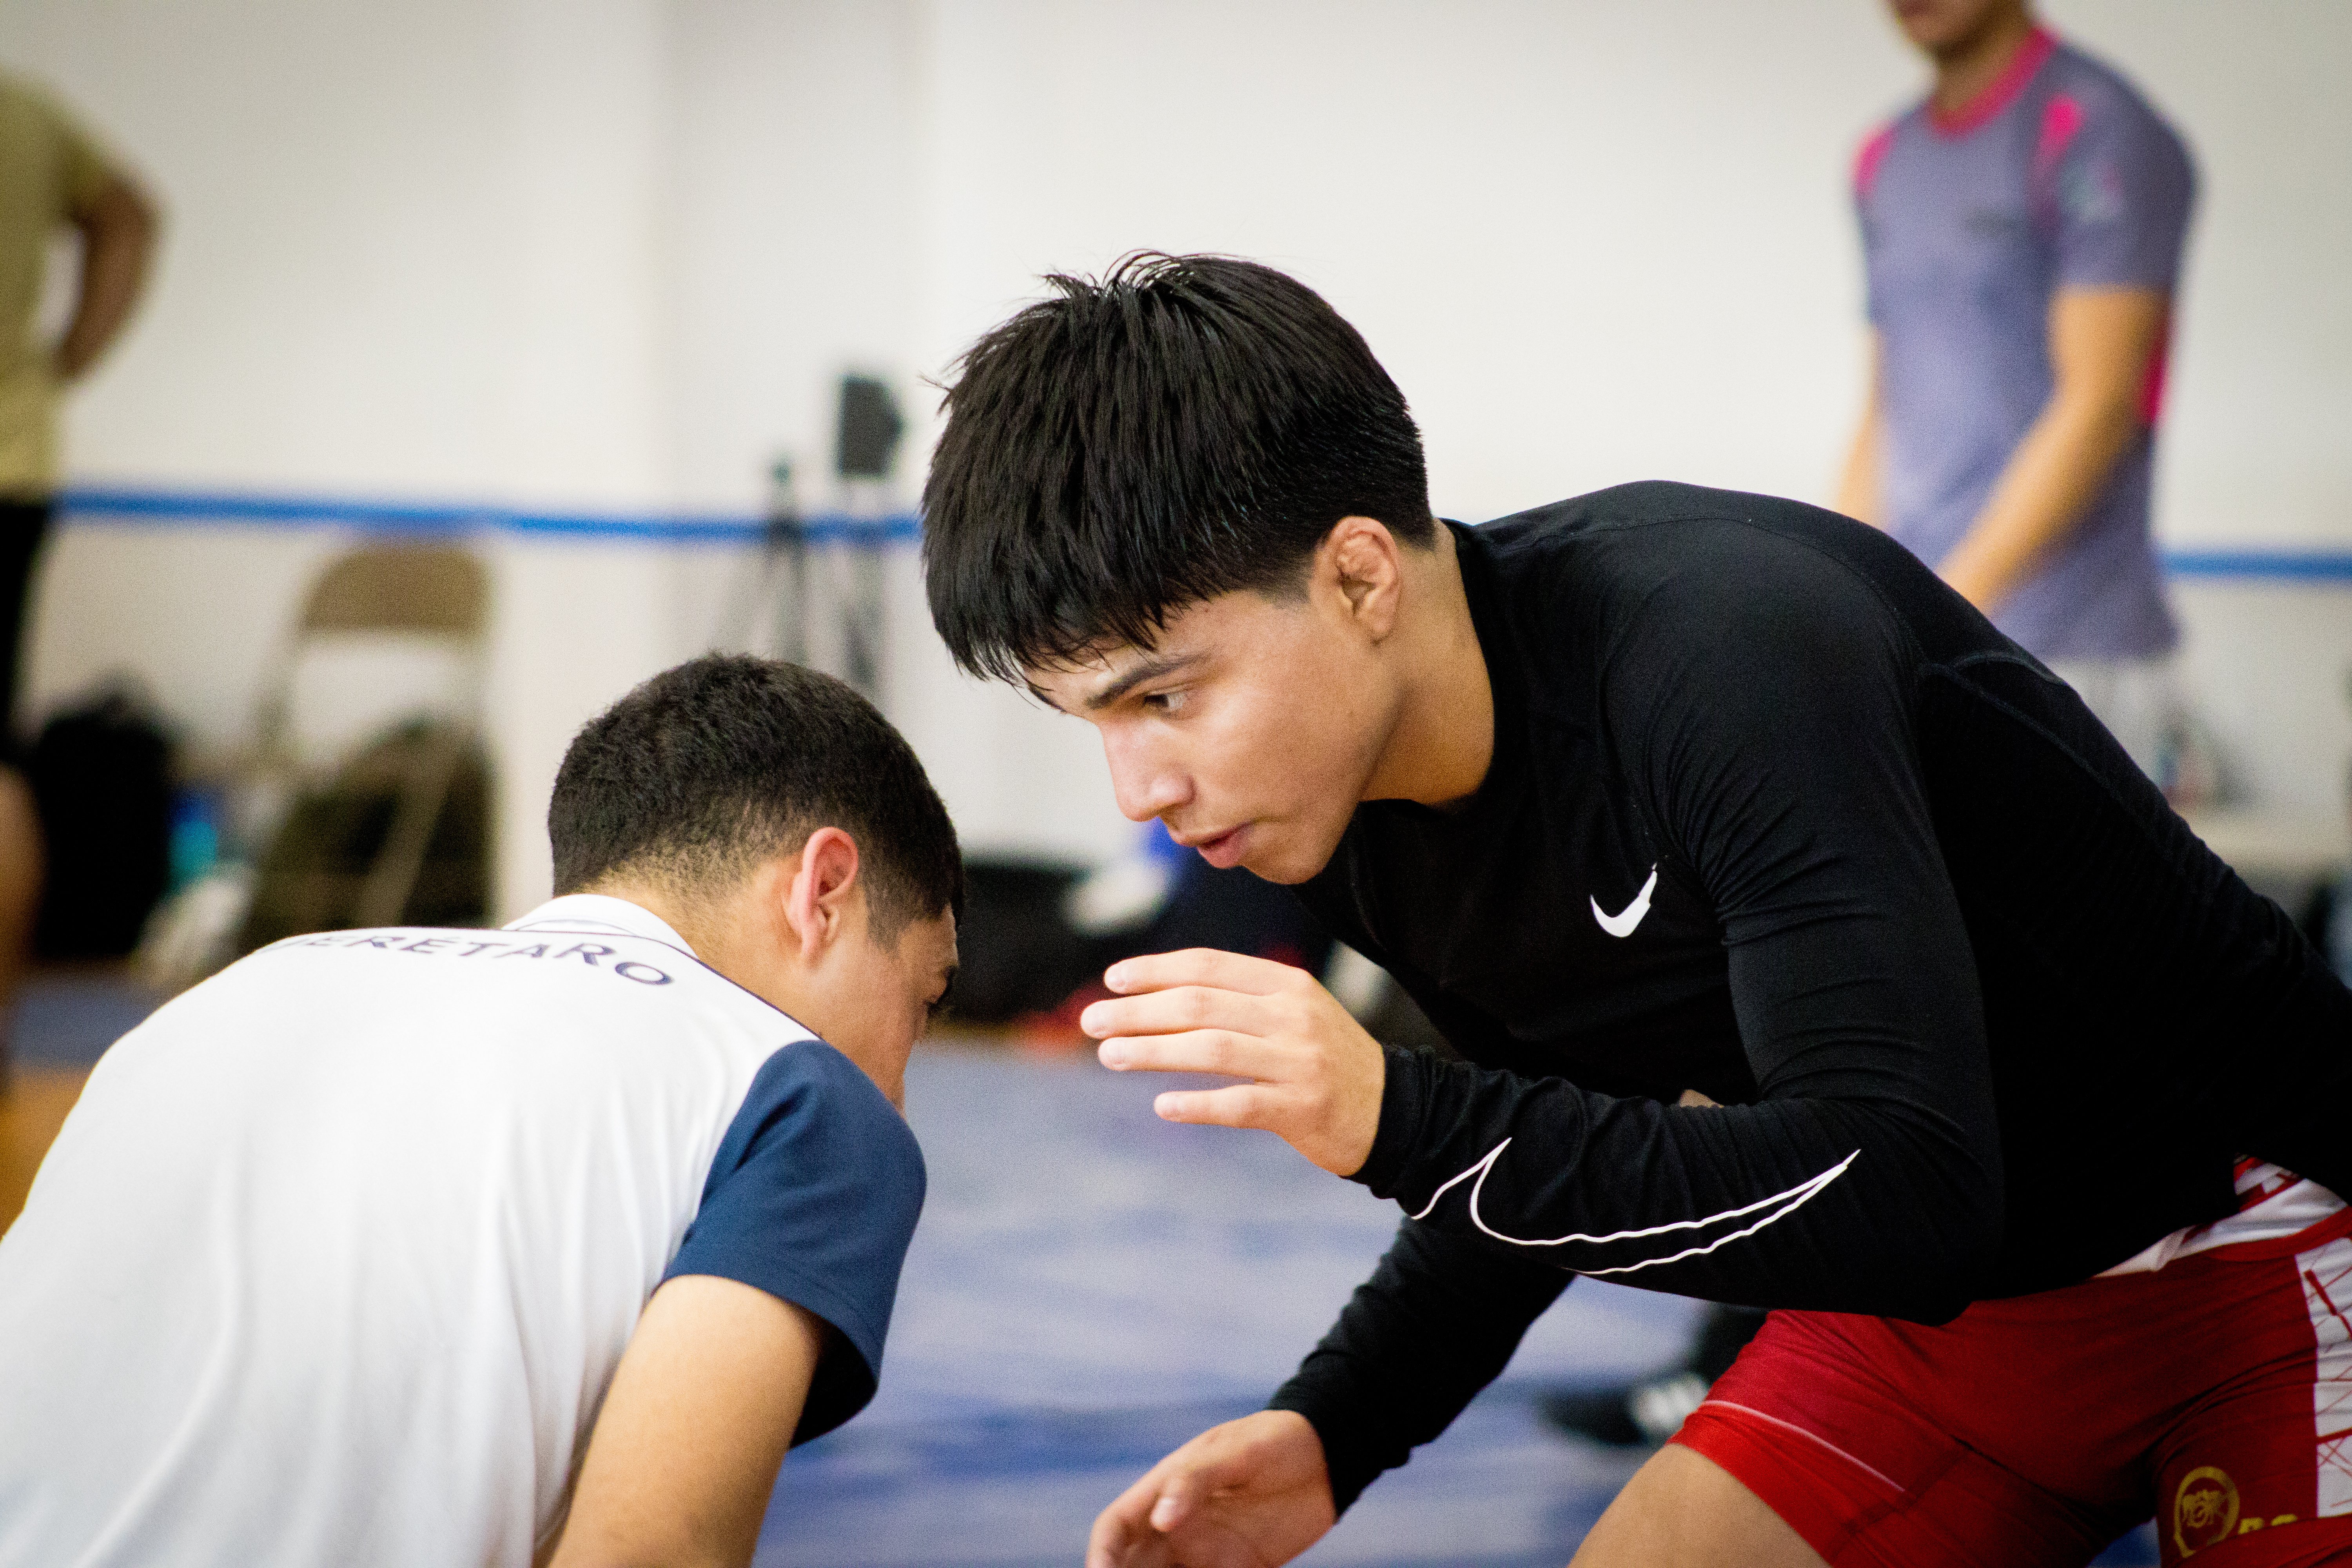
1,72,155,729
1839,0,2196,786
1553,0,2204,1455
0,73,156,1082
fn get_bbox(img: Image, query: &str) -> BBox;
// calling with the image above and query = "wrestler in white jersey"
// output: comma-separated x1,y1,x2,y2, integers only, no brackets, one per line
0,656,960,1568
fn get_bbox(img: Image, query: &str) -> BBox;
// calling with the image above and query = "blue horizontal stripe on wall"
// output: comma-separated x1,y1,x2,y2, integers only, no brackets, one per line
2161,548,2352,582
54,483,2352,580
58,483,920,548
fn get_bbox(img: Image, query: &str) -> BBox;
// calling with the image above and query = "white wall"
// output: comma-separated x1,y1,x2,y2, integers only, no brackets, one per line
6,0,714,912
13,0,504,495
667,0,926,508
897,0,2352,806
661,0,1127,868
663,0,2352,826
7,0,2349,917
2082,2,2352,543
908,0,2352,545
916,0,1895,521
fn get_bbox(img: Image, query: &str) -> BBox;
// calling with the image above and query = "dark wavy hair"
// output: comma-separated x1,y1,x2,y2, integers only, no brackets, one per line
549,655,961,941
922,253,1434,683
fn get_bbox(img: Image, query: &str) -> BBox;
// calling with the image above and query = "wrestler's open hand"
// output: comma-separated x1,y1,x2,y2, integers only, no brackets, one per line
1081,949,1385,1177
1086,1410,1336,1568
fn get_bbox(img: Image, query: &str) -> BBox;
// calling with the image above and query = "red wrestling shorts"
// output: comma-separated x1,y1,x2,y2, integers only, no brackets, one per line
1672,1230,2352,1567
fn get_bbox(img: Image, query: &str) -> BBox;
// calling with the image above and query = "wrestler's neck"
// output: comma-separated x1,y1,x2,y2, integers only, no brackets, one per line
1929,4,2040,119
1361,521,1495,811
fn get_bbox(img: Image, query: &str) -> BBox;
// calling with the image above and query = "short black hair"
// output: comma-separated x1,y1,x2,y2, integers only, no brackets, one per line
550,655,961,942
922,252,1434,683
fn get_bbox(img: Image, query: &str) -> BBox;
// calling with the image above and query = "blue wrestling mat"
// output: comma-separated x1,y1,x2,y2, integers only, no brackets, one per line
762,1047,2160,1565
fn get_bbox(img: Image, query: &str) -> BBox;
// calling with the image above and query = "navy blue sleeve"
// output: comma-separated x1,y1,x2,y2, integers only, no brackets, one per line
663,1039,927,1444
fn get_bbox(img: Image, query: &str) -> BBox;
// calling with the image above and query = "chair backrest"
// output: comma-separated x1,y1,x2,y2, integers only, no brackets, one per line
298,545,488,641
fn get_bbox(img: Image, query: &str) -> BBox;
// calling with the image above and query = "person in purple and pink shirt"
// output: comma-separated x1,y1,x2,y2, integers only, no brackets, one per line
1838,0,2195,778
1545,0,2207,1469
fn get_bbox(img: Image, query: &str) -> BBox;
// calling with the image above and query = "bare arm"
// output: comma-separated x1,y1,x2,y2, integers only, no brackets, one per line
548,1275,825,1568
1833,332,1882,527
1936,287,2167,614
54,174,159,383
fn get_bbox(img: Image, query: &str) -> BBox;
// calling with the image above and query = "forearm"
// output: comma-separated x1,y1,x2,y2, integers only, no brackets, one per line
1358,1044,2001,1321
550,1278,820,1568
1835,333,1884,527
1937,389,2141,612
1835,400,1882,527
1268,1219,1570,1513
1938,287,2167,614
55,181,158,382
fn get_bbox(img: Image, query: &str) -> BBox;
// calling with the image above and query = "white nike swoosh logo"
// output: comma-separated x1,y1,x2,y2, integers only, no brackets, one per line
1591,865,1659,938
1408,1139,1861,1276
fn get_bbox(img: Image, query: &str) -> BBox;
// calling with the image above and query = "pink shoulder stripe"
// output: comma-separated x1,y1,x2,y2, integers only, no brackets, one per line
2034,92,2087,181
2139,325,2172,427
1853,123,1897,200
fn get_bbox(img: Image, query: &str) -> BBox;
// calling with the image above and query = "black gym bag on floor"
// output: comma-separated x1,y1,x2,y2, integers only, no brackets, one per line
27,686,175,960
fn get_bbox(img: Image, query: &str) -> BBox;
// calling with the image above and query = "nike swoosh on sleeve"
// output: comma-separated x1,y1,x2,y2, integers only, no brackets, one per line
1591,865,1659,938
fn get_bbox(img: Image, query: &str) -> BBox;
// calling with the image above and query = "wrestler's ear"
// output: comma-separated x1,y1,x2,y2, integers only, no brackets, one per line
1318,515,1405,639
780,826,861,960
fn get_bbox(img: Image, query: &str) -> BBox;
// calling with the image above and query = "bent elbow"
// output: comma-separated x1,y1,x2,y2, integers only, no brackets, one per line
1896,1238,1999,1325
1874,1189,2002,1325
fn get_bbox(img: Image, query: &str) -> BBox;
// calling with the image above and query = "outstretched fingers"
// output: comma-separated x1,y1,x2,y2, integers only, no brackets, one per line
1152,1082,1285,1130
1084,946,1383,1177
1085,982,1280,1054
1096,1024,1287,1081
1105,947,1308,999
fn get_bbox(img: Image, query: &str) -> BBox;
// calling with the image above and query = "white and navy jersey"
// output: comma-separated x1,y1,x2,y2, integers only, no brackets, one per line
0,895,923,1568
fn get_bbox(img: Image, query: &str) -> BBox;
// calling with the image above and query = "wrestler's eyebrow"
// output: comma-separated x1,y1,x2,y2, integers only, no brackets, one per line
1080,652,1205,713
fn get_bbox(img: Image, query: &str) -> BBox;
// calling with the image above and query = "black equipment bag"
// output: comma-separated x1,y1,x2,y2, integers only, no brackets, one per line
28,686,175,959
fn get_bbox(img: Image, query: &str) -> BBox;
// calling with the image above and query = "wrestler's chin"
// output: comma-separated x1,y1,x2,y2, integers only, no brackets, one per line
1232,819,1345,887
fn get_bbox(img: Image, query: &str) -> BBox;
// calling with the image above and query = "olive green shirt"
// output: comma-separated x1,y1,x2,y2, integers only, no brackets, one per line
0,74,117,497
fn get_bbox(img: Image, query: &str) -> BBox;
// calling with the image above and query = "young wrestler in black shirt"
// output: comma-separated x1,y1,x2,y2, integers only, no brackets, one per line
921,256,2352,1568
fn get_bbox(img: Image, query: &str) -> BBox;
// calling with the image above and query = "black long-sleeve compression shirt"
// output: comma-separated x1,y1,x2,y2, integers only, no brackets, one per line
1267,484,2352,1512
